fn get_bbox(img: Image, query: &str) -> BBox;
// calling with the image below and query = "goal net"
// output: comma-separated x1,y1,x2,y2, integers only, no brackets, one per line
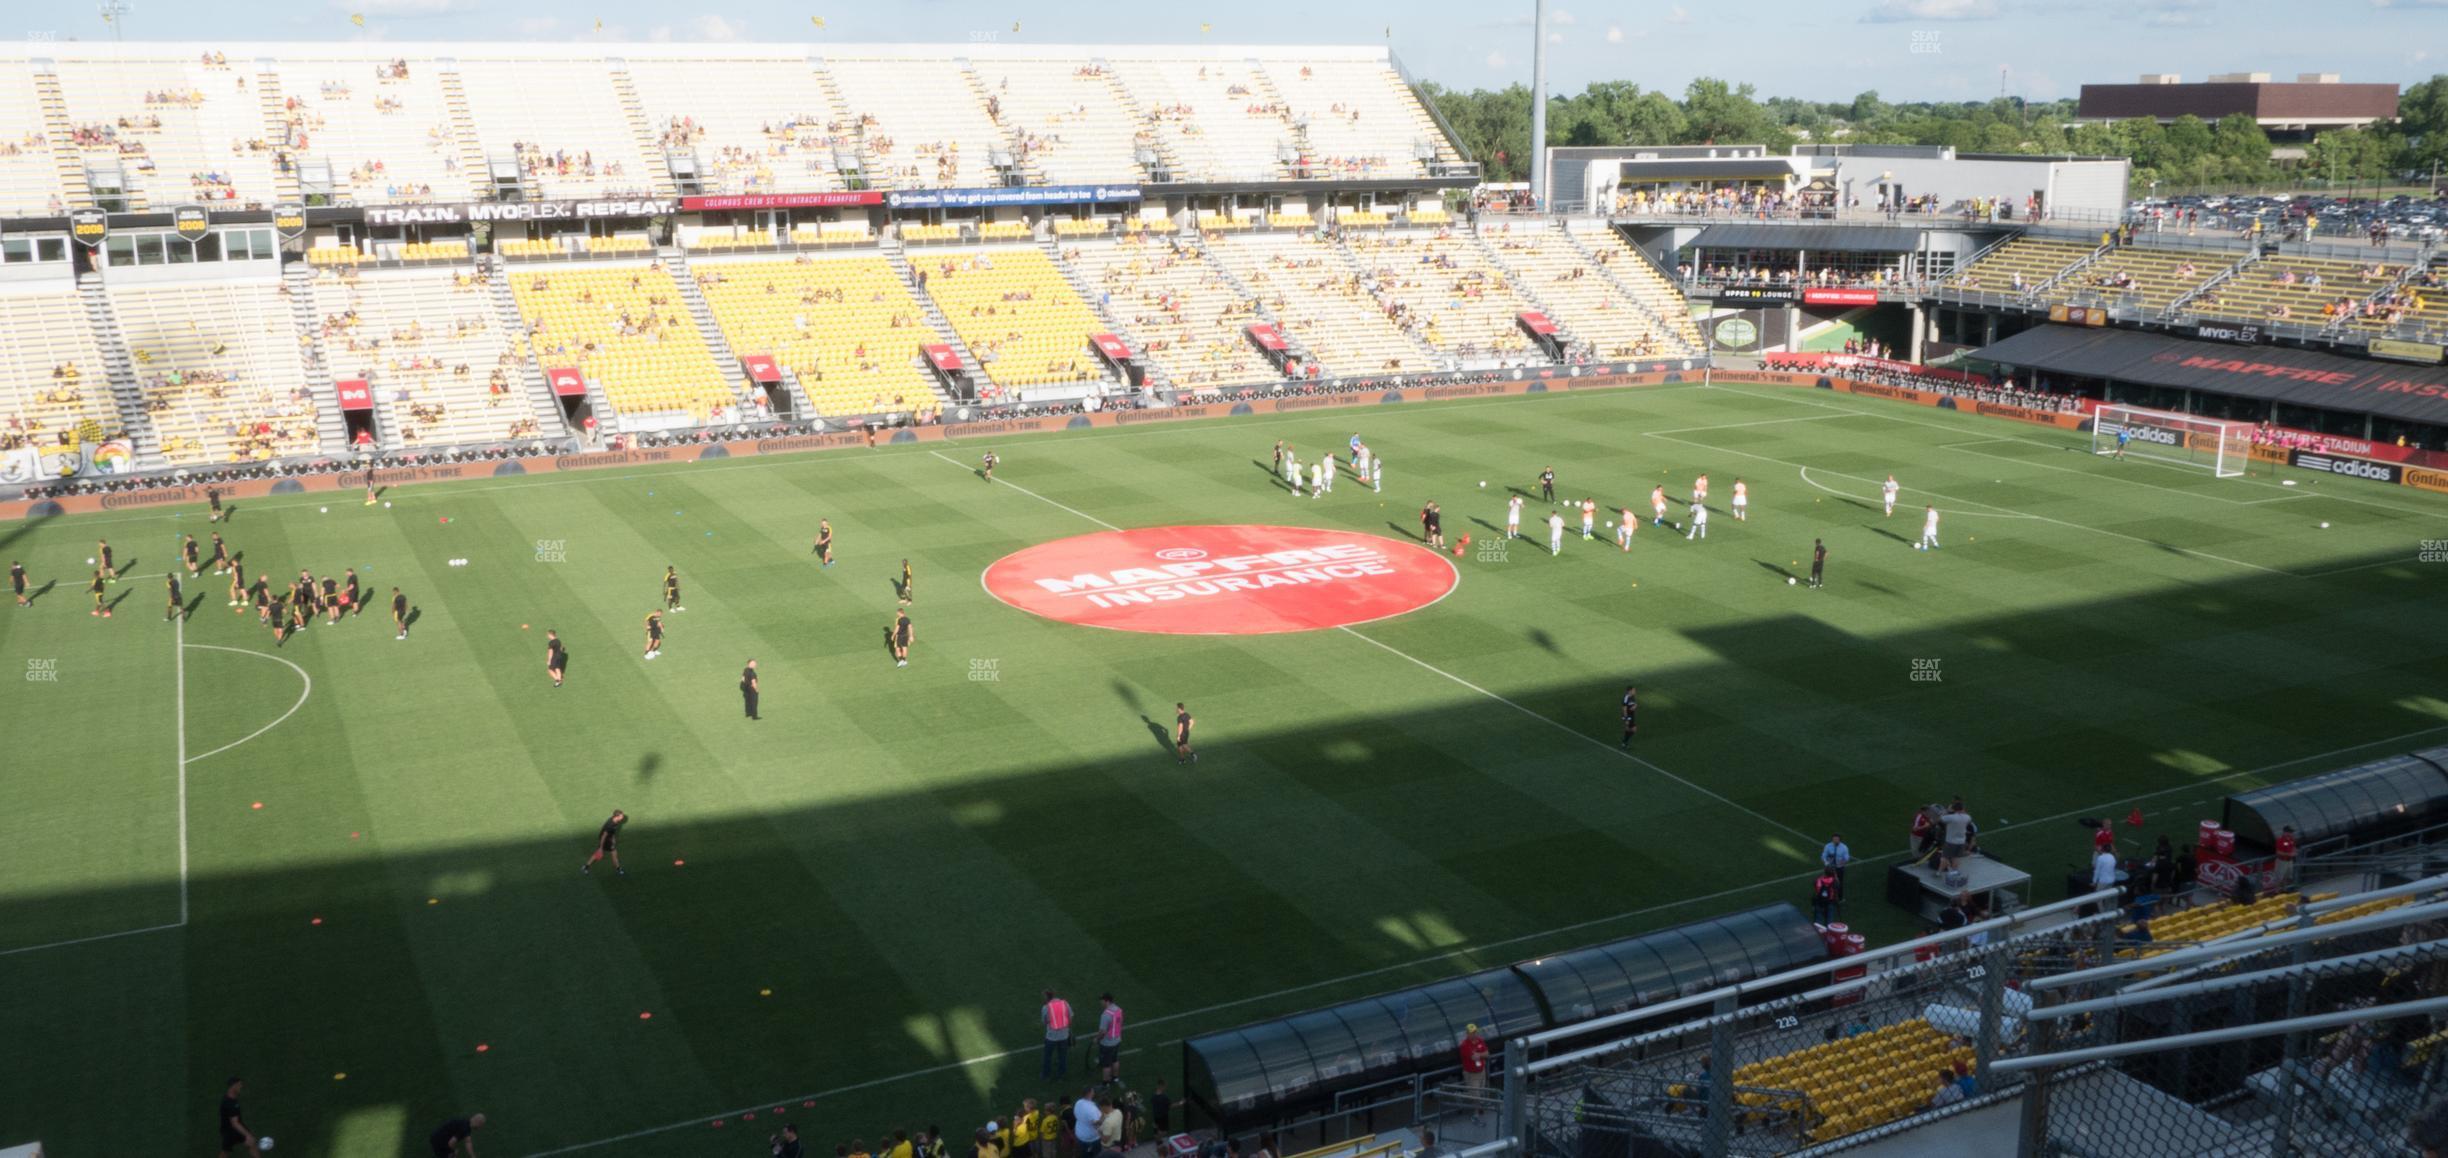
2089,405,2253,478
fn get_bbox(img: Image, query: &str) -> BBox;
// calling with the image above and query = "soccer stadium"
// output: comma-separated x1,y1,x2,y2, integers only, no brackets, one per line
3,8,2448,1158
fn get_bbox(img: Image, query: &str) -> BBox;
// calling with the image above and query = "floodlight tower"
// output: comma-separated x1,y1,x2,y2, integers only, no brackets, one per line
98,0,129,41
1529,0,1549,208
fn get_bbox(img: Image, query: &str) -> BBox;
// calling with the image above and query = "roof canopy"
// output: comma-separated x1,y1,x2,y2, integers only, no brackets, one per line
1974,326,2448,424
2224,747,2448,849
1691,224,1922,253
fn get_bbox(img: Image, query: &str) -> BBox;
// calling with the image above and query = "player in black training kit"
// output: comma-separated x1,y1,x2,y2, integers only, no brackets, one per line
89,570,108,617
181,534,201,575
1175,702,1197,764
207,532,228,573
207,485,224,523
165,574,185,622
1809,539,1826,588
981,450,998,481
741,659,761,720
898,558,913,605
343,568,361,616
9,561,26,608
813,520,835,567
1620,685,1638,747
250,574,272,622
892,609,912,668
642,612,664,660
392,587,409,640
322,575,342,625
545,629,567,687
217,1076,255,1158
582,809,626,875
662,566,684,612
97,539,117,582
1421,501,1444,549
1538,467,1556,503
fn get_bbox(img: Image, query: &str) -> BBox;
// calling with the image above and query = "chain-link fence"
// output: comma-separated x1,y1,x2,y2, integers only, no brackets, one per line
1451,878,2448,1158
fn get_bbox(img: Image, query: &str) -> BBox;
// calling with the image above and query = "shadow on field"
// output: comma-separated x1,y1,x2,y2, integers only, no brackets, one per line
1754,560,1798,582
3,544,2447,1158
1383,522,1421,542
104,589,132,614
24,579,56,605
1864,525,1912,546
1527,628,1560,655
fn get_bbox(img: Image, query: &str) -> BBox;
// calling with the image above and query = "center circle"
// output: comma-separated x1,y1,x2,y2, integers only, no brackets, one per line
982,525,1460,635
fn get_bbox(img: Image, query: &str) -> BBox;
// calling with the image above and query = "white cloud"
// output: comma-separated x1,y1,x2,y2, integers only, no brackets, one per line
1486,50,1510,70
328,0,470,16
1548,31,1565,43
685,13,749,40
1861,0,1999,21
1549,8,1577,24
1605,24,1626,41
1665,5,1692,22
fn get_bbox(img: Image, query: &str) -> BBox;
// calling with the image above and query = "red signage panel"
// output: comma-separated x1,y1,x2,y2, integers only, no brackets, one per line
546,367,587,398
741,354,782,384
1517,311,1559,336
679,191,885,211
922,344,964,373
335,379,373,412
1090,332,1131,362
1246,324,1288,353
1802,288,1881,307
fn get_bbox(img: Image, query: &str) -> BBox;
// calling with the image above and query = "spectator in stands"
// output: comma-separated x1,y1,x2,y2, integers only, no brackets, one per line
2088,844,2120,911
1938,892,1971,933
1951,1061,1978,1099
1458,1023,1490,1117
1928,1068,1966,1109
1070,1090,1100,1158
1413,1129,1450,1158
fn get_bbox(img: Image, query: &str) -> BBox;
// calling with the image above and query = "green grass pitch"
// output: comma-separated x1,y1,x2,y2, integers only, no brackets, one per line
3,381,2447,1156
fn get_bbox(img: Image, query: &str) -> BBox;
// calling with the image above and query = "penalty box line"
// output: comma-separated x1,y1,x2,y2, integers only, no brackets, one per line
931,447,1818,844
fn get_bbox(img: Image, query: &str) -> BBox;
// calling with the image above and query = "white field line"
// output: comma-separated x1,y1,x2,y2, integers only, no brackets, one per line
180,644,315,765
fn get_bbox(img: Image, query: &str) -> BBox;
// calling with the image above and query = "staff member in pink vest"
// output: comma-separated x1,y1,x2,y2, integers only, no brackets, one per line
1096,993,1125,1083
1040,990,1074,1080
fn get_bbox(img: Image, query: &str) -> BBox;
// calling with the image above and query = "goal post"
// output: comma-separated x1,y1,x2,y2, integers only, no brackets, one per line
2089,405,2253,478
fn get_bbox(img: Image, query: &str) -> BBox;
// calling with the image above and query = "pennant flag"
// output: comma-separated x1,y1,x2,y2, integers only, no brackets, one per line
594,17,605,31
1010,20,1021,32
1199,22,1211,34
809,15,825,28
349,12,365,26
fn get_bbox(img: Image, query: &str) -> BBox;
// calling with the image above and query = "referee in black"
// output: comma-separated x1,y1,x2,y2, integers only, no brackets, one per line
1809,538,1827,589
741,659,760,720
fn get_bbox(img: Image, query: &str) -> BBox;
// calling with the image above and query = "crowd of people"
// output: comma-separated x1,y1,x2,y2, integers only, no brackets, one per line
1758,356,2088,414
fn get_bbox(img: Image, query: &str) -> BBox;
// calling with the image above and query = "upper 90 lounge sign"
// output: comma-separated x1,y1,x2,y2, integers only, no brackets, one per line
983,525,1458,635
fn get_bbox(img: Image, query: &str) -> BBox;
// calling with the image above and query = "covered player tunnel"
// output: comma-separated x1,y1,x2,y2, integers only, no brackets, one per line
1181,903,1825,1132
2222,746,2448,853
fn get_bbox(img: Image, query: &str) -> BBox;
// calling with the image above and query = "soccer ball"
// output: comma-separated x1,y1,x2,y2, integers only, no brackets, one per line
1478,481,1486,488
259,1139,275,1152
319,506,328,514
383,501,392,509
1788,576,1797,585
2319,521,2330,529
85,557,95,565
1915,543,1926,551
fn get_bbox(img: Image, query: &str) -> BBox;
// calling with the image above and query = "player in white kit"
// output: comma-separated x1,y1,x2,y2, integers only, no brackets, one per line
1370,456,1383,492
1580,498,1597,540
1883,475,1899,517
1319,453,1334,494
1731,478,1748,521
1687,502,1709,540
1310,460,1325,498
1547,510,1566,555
1616,507,1636,551
1651,485,1669,527
1507,494,1523,539
1919,505,1940,550
1284,451,1303,495
1694,474,1709,503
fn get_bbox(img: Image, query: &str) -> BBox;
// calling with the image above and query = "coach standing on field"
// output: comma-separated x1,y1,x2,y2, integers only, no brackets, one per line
741,659,761,720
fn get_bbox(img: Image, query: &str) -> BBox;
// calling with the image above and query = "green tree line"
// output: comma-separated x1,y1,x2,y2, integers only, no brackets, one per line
1424,76,2448,191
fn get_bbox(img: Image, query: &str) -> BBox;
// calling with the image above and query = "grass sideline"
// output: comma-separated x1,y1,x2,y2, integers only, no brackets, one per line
2,382,2445,1156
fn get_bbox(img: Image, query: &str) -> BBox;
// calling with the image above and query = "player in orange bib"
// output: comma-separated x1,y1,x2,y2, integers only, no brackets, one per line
1616,507,1636,551
1731,478,1749,521
1579,498,1597,540
1650,485,1669,527
1693,473,1709,503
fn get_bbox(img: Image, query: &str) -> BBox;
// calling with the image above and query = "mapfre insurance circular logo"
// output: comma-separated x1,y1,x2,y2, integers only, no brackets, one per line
983,525,1459,635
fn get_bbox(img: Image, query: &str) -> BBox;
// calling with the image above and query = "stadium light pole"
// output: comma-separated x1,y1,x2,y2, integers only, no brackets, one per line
1529,0,1548,209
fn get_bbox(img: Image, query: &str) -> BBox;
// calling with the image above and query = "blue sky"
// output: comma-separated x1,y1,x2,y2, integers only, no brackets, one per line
48,0,2448,103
